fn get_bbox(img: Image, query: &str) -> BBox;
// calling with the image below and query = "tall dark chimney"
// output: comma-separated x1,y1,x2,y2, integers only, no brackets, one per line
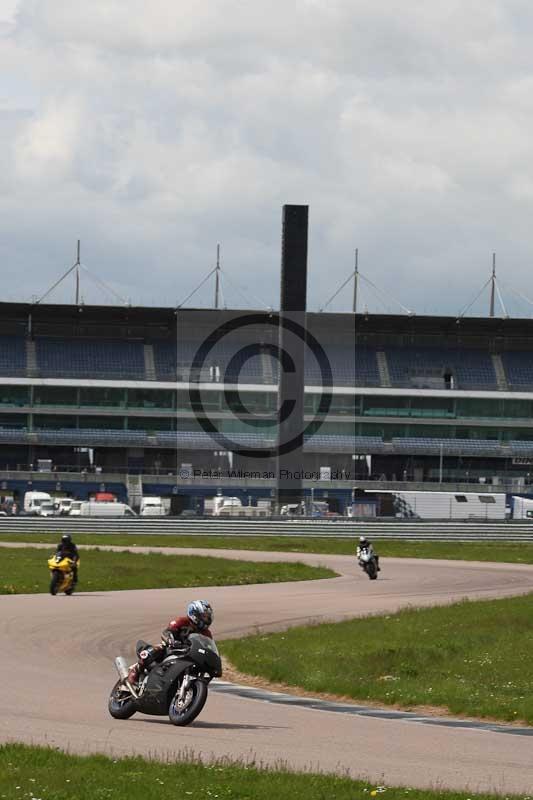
275,205,309,511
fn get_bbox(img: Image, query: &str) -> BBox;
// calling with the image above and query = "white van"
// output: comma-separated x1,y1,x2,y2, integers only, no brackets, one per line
37,501,57,517
24,491,52,515
213,496,242,516
75,501,137,517
140,497,166,517
55,497,74,515
512,496,533,519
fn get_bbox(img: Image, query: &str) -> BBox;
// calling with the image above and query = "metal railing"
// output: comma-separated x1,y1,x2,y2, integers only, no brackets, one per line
1,516,533,541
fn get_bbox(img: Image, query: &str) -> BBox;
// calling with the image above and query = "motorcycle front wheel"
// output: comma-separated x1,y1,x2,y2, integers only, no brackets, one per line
366,561,378,580
49,571,61,596
108,679,137,720
168,678,208,726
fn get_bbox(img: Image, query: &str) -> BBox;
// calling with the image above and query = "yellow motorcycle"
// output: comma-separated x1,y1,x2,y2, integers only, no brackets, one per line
48,554,78,596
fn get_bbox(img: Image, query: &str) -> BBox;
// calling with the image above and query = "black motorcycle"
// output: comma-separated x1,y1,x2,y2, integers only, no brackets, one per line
108,633,222,726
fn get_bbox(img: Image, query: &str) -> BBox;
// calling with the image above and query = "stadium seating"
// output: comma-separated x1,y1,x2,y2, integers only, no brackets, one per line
386,347,497,389
392,437,503,456
305,434,383,452
5,422,533,461
500,351,533,389
0,334,517,395
153,340,272,383
509,440,533,456
0,426,379,454
306,344,376,386
153,340,197,381
35,339,146,380
0,336,26,376
153,337,364,386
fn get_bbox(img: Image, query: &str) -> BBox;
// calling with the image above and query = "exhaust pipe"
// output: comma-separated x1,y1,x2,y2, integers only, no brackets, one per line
114,656,139,699
114,656,130,681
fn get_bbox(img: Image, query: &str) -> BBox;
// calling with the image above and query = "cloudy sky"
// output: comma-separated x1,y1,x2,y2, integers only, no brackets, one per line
2,1,533,315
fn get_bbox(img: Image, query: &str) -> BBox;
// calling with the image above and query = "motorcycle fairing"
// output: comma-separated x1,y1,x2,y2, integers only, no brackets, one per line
136,658,191,715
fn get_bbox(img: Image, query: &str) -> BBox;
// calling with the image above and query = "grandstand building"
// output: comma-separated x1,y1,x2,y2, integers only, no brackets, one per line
1,301,533,513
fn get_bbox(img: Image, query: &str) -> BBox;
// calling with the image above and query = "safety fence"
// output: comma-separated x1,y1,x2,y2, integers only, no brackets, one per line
1,516,533,541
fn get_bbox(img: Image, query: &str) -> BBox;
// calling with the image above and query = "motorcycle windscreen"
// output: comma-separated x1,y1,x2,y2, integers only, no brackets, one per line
188,633,219,656
188,633,222,677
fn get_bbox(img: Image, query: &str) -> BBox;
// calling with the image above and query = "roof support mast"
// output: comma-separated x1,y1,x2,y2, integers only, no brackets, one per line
75,240,81,306
214,244,221,310
352,247,358,313
320,249,412,314
489,252,496,318
35,240,128,306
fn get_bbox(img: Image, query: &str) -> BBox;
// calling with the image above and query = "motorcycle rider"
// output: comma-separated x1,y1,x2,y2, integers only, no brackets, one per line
356,536,380,571
127,600,214,688
55,534,80,585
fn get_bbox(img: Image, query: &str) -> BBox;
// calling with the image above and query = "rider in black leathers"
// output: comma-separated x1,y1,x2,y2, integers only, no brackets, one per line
55,534,80,585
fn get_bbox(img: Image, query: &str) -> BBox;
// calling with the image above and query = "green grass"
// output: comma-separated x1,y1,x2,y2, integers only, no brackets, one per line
0,547,335,594
3,532,533,564
222,593,533,725
0,744,529,800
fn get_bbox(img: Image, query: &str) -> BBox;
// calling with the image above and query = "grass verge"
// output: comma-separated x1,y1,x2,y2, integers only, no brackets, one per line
0,744,528,800
222,593,533,725
3,532,533,564
0,547,335,594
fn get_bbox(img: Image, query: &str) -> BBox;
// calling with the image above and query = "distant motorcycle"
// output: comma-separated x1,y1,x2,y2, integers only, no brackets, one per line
48,554,78,595
358,547,379,580
108,633,222,726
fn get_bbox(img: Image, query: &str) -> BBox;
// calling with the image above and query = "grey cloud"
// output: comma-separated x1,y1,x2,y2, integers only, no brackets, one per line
2,1,533,315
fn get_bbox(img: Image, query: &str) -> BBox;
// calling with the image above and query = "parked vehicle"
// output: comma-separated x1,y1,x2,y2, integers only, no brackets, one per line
213,497,242,516
108,633,222,726
93,492,117,503
365,490,506,520
73,502,136,517
37,501,58,517
140,497,167,517
48,554,78,596
24,491,52,515
511,496,533,519
69,501,83,517
280,502,304,516
55,497,74,515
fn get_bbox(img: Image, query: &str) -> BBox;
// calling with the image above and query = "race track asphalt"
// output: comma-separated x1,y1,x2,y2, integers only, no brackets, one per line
1,544,533,794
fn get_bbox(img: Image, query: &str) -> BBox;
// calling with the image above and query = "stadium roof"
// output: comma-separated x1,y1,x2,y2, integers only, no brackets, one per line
1,301,533,345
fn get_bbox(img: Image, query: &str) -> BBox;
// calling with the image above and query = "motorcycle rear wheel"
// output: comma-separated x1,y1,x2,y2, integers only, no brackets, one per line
168,678,208,726
108,679,137,720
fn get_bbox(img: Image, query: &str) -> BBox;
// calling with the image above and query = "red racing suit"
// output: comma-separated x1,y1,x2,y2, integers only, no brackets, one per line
166,616,213,642
128,616,213,685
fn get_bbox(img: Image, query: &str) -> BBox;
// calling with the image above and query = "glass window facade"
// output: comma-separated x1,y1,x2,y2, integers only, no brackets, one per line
4,383,533,448
128,417,175,431
80,387,126,407
79,416,124,430
0,413,27,429
34,415,77,429
0,386,30,407
34,386,77,406
127,389,174,409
